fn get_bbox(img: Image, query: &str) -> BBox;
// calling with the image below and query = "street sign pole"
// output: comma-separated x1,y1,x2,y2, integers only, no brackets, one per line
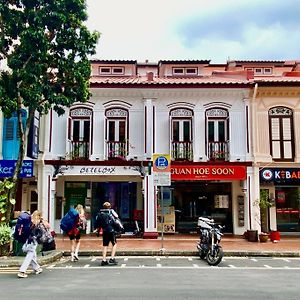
160,186,165,251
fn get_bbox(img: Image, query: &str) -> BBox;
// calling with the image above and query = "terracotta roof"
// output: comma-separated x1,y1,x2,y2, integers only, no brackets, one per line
89,75,251,86
158,59,210,65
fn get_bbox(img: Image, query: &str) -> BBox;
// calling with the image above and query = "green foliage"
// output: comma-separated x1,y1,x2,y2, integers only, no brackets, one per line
0,0,99,224
259,189,273,209
0,179,15,224
0,224,11,246
0,0,100,118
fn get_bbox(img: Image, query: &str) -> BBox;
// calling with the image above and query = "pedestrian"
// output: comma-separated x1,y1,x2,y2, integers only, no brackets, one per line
67,204,85,262
17,210,43,278
94,201,121,266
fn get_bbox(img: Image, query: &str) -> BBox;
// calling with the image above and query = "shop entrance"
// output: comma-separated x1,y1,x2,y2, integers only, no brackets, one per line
91,182,138,231
173,181,233,233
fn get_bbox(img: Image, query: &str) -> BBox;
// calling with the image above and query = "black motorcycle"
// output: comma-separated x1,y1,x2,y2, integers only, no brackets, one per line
196,217,224,266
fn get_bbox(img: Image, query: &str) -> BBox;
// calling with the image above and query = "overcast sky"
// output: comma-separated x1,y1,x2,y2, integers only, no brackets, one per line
85,0,300,63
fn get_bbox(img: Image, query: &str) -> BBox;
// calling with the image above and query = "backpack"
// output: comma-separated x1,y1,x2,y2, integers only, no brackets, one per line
13,211,32,243
60,208,79,233
95,209,123,233
36,222,54,244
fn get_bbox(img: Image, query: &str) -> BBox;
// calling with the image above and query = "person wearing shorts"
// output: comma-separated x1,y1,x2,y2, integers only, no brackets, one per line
95,202,119,266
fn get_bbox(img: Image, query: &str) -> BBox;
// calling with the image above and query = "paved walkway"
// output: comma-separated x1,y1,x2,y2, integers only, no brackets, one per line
1,234,300,268
55,233,300,256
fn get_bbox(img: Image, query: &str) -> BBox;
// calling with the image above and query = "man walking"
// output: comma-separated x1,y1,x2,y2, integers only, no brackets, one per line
94,202,120,266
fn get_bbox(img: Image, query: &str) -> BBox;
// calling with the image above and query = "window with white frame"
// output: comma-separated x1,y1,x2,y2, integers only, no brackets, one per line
99,66,125,75
269,106,294,160
172,67,198,76
206,108,229,160
106,108,128,158
170,108,193,160
68,107,92,159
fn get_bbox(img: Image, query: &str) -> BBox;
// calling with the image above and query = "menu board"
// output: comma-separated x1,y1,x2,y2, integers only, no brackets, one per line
214,195,229,208
157,206,175,233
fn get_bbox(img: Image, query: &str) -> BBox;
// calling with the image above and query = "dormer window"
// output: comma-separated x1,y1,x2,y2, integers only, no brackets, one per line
172,67,198,76
99,66,125,75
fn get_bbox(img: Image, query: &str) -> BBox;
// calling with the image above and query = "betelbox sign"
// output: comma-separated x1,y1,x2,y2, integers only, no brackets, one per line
0,160,34,178
260,168,300,184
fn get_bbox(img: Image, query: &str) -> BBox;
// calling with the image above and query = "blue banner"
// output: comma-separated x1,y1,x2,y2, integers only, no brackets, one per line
0,160,34,178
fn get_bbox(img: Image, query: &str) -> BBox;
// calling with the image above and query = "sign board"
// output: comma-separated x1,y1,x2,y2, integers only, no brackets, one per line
260,168,300,184
0,160,34,178
152,154,171,186
171,165,246,181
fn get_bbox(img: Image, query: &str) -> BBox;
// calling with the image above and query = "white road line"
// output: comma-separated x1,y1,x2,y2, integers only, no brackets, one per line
124,258,128,261
84,264,90,268
264,265,272,268
156,258,160,261
157,264,162,268
251,258,258,262
121,264,126,268
284,266,290,269
188,258,193,261
91,258,97,262
46,266,300,270
228,265,237,268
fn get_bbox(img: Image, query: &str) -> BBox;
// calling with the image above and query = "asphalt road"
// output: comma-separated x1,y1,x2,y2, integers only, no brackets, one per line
1,256,300,300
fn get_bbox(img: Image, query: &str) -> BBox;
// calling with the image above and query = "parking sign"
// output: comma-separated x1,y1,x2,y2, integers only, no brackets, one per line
152,154,171,186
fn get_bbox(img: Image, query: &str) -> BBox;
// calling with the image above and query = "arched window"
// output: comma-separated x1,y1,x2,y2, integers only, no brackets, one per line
170,108,193,161
269,106,294,160
206,108,229,160
2,110,27,160
105,108,128,159
68,107,92,159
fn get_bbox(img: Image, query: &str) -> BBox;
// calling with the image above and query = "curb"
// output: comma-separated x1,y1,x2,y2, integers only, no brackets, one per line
1,250,300,268
0,251,63,268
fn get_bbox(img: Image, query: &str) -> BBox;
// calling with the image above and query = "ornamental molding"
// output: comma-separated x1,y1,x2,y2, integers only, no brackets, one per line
70,108,92,117
106,108,128,117
170,108,193,117
268,107,293,116
206,108,228,117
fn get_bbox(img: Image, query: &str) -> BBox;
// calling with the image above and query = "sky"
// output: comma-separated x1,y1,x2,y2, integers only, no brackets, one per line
85,0,300,63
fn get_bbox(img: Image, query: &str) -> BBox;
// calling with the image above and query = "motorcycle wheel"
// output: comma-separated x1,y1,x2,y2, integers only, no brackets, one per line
206,246,224,266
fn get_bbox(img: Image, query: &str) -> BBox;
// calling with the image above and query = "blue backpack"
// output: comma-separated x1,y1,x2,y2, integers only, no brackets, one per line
13,212,32,243
60,208,79,232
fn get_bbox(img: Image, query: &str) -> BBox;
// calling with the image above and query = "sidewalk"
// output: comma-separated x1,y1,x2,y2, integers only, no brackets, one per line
1,234,300,268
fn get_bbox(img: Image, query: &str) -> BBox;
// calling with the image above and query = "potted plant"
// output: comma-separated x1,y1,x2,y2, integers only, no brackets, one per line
259,232,269,243
0,224,12,256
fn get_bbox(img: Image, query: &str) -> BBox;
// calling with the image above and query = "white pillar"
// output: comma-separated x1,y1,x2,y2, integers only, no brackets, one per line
142,174,158,238
143,98,155,159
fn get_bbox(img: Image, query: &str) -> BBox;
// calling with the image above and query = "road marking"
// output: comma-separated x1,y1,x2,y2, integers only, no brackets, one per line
45,265,300,270
91,258,97,262
188,258,193,261
156,258,160,261
121,264,126,268
264,265,272,268
157,264,162,268
228,265,236,268
124,258,128,261
84,264,90,268
251,258,257,262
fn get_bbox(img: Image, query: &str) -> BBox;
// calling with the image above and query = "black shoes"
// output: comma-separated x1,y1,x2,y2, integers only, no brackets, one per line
101,258,118,266
101,260,109,266
109,258,118,265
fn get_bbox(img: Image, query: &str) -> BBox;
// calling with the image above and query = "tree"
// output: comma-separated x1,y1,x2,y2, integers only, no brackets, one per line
0,0,99,224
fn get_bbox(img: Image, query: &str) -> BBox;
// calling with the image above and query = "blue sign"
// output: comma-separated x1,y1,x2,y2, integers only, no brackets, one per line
155,156,169,170
0,160,34,178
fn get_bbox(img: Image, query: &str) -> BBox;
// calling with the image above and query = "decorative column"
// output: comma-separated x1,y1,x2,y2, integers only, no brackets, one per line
37,163,56,228
143,174,158,239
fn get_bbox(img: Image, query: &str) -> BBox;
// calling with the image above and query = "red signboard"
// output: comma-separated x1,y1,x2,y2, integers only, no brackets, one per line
171,165,246,181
